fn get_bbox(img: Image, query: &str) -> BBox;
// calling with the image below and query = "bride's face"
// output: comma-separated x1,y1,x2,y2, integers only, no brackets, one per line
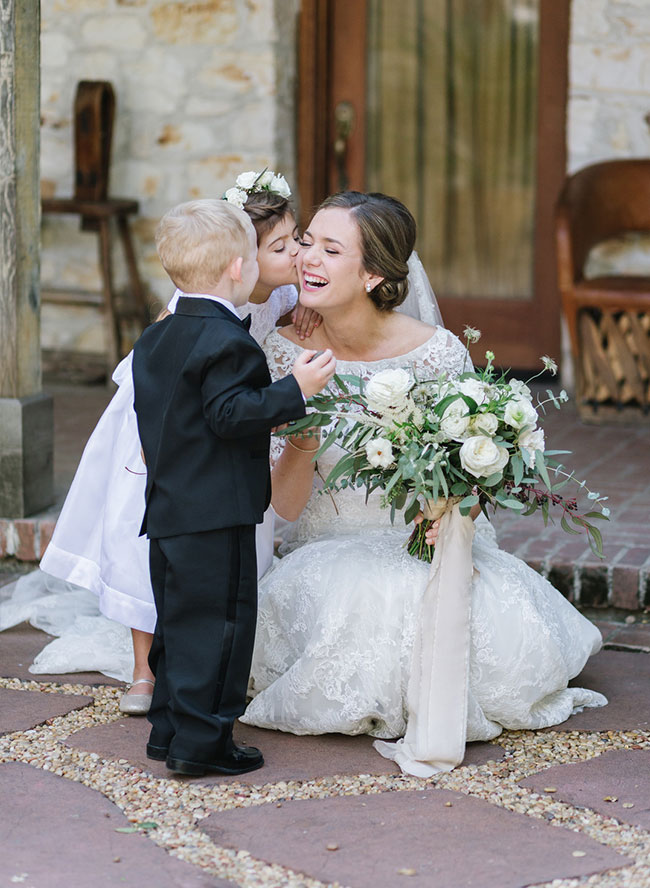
297,207,380,311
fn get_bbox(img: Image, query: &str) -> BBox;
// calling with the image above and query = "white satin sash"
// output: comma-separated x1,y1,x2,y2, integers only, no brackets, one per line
374,498,475,777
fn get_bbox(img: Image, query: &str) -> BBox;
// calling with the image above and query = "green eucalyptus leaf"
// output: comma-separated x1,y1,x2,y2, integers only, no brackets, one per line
459,494,479,515
536,452,552,490
560,515,581,535
405,496,422,524
483,472,503,487
588,524,604,557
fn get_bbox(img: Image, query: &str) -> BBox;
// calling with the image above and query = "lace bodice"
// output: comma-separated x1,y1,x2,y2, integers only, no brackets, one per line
263,326,471,544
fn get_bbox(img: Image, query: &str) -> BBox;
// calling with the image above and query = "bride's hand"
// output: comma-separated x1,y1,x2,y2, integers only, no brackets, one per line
414,512,441,545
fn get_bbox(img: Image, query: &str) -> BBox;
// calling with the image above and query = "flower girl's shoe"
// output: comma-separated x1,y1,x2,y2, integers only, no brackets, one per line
118,678,154,715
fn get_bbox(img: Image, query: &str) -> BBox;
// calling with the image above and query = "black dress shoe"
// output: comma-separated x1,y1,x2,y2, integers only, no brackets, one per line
166,744,264,776
146,743,169,761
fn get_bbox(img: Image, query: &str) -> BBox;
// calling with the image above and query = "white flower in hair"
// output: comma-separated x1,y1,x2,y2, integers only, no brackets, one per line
236,171,259,189
224,187,247,209
227,169,292,202
271,174,291,198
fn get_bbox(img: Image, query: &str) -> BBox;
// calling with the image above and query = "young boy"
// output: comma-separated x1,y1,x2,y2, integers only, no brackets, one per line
132,199,335,776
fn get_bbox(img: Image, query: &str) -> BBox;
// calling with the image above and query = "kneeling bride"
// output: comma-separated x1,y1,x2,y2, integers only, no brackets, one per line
241,190,606,777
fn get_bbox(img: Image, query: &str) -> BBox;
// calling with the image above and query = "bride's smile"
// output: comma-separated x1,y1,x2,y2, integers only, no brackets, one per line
297,207,382,311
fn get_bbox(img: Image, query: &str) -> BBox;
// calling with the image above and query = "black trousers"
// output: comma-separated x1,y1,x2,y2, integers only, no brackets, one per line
147,525,257,763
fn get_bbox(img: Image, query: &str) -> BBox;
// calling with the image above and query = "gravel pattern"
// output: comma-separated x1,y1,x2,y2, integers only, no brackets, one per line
1,675,649,888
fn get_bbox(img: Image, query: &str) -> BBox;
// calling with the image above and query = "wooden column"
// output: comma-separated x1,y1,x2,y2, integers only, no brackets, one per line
0,0,54,517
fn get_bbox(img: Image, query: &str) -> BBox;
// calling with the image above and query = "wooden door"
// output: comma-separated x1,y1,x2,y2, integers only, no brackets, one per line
297,0,570,370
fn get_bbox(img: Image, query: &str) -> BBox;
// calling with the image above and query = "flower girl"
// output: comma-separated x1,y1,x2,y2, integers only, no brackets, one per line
2,171,317,714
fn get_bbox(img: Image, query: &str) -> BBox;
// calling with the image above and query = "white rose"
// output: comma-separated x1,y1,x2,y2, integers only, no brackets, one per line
470,412,498,436
365,437,394,469
460,435,509,479
257,169,274,186
508,379,532,401
504,397,538,430
235,171,259,189
458,378,489,406
518,427,545,468
224,187,247,209
270,173,291,197
440,401,470,441
365,368,413,412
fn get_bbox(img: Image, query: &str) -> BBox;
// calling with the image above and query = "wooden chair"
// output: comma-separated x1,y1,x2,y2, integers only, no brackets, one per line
556,159,650,422
41,82,150,378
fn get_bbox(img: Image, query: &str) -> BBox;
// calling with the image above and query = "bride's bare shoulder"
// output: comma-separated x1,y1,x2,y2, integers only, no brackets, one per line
389,312,440,348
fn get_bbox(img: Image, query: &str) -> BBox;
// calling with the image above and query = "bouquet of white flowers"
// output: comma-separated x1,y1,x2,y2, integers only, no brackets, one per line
278,329,609,562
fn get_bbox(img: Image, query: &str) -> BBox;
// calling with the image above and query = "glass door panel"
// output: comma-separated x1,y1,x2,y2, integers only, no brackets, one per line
366,0,540,302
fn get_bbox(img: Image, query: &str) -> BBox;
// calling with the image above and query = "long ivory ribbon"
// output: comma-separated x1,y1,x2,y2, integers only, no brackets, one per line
374,497,475,777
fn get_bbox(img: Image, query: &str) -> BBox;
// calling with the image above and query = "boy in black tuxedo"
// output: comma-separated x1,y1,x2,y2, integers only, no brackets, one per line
133,199,335,776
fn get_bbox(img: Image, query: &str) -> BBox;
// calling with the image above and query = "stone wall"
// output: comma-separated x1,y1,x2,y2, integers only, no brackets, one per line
40,0,300,353
568,0,650,278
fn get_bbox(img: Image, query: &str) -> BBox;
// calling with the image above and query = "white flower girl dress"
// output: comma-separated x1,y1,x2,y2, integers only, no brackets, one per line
0,286,298,681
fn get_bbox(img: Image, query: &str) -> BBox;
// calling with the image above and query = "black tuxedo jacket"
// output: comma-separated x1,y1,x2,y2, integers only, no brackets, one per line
132,297,305,538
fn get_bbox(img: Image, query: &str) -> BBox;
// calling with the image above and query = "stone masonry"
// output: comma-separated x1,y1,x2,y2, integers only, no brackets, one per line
39,0,300,354
569,0,650,278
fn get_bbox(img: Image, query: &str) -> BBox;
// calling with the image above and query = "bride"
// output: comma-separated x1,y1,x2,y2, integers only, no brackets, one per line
240,190,607,775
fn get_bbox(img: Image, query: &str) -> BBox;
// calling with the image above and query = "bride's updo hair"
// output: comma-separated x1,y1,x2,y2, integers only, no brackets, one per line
242,190,294,245
318,191,416,311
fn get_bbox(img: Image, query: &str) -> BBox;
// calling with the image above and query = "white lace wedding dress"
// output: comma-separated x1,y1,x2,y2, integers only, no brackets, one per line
241,328,607,743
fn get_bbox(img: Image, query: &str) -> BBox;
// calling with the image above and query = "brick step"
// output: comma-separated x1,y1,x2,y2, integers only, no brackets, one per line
2,509,649,613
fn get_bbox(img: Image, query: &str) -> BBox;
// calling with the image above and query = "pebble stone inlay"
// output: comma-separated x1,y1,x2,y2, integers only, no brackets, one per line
1,676,650,888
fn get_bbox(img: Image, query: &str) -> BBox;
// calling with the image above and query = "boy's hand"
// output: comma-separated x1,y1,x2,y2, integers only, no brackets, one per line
292,349,336,399
292,303,322,340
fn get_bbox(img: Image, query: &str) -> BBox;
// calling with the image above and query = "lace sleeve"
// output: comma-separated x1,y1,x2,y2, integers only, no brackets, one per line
411,328,472,379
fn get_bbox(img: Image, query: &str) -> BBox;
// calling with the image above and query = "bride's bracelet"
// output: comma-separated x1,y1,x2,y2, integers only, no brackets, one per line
286,438,319,454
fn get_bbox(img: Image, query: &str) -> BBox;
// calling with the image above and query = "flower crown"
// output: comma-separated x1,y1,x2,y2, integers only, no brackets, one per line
223,169,291,209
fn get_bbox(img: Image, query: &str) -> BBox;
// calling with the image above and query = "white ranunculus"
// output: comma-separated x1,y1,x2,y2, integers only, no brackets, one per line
365,437,394,469
508,379,532,401
235,171,259,189
224,187,247,209
504,397,538,430
458,378,489,406
365,368,413,413
470,411,498,436
270,173,291,197
439,401,471,441
518,427,545,468
460,435,509,479
257,169,274,186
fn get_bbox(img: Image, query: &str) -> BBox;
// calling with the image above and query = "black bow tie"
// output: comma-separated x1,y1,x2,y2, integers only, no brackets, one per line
242,314,252,331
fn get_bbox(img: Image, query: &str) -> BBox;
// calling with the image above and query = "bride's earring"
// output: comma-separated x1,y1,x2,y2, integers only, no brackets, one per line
365,282,372,293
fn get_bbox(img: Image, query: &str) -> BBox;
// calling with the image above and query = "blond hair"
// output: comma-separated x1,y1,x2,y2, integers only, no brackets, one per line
155,199,254,293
